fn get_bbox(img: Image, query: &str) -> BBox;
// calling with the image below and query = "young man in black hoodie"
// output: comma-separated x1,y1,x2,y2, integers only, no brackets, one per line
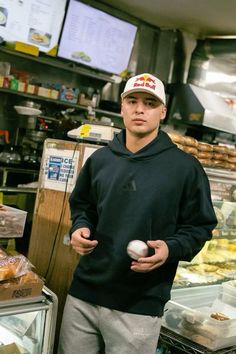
58,73,217,354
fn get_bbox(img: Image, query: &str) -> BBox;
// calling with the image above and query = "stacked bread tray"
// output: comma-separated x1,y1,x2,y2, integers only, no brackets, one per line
167,132,236,171
0,248,44,301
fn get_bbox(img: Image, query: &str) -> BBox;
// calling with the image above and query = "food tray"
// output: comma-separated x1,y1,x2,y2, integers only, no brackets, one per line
162,285,236,350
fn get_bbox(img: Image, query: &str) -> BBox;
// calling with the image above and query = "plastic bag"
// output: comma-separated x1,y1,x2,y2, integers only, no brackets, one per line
0,254,33,281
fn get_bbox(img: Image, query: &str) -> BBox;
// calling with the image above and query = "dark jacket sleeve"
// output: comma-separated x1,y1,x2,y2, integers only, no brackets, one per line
165,162,217,263
69,159,98,235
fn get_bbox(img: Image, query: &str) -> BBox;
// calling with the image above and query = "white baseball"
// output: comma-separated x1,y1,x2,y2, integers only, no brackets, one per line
127,240,148,260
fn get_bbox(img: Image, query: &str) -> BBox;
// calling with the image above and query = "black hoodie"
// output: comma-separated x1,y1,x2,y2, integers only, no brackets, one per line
69,130,217,316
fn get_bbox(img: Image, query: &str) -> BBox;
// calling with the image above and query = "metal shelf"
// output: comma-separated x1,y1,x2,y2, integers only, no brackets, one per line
0,187,37,194
0,45,115,83
204,167,236,181
160,327,236,354
0,87,122,120
0,166,39,189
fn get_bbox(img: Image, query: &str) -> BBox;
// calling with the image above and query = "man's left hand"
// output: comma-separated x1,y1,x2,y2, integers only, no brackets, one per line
130,240,169,273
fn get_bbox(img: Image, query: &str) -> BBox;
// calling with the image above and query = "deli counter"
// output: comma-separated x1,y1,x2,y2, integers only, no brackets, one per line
160,167,236,354
174,167,236,289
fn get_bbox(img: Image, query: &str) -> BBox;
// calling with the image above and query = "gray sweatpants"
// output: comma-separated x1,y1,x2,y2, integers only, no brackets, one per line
57,295,162,354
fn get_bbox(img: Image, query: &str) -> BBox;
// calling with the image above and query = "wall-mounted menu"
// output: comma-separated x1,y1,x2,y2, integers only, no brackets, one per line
58,0,137,75
0,0,67,53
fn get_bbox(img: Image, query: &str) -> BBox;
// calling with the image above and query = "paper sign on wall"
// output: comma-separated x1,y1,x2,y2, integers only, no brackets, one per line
41,148,80,192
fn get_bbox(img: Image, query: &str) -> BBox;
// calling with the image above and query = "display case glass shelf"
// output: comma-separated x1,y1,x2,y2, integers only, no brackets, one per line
0,287,57,354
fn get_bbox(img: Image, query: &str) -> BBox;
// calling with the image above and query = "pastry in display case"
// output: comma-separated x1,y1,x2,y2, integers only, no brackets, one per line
160,168,236,353
173,168,236,289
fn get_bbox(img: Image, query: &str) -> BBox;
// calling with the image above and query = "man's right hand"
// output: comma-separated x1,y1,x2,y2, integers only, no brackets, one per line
71,227,98,255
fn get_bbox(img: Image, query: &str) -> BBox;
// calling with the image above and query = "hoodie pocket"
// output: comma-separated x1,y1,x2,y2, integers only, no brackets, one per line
79,231,114,274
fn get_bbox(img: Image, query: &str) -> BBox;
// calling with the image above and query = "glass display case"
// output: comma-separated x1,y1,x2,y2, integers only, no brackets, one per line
160,167,236,353
174,167,236,289
0,286,57,354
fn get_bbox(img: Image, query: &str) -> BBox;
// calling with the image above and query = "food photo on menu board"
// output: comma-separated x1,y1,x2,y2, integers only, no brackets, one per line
28,28,52,48
0,0,66,53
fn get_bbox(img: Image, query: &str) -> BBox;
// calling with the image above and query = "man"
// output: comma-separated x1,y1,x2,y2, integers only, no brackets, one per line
58,73,217,354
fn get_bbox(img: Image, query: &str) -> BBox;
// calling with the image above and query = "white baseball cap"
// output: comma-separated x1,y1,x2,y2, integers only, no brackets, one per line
121,73,166,105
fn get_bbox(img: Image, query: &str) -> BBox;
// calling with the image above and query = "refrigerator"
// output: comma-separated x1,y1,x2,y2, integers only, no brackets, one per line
0,286,58,354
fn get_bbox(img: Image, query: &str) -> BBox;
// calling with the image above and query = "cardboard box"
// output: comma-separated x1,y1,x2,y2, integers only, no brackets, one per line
0,205,27,238
59,86,79,104
0,275,43,301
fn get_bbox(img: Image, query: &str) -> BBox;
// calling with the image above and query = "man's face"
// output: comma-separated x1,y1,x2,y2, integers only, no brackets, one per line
121,92,166,138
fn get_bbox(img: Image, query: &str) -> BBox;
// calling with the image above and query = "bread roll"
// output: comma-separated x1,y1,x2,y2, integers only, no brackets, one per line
183,146,198,155
198,142,213,152
0,255,31,281
167,132,185,144
0,257,20,280
213,153,228,161
228,156,236,163
198,158,212,167
211,160,229,169
19,271,40,284
213,145,228,154
228,162,236,171
183,136,199,147
228,147,236,157
198,151,213,159
211,312,230,321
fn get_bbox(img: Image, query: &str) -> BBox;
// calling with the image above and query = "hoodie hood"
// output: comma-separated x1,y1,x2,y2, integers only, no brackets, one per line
108,129,176,160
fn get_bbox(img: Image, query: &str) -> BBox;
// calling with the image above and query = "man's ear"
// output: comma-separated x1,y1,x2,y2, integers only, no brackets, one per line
120,102,124,117
160,106,167,120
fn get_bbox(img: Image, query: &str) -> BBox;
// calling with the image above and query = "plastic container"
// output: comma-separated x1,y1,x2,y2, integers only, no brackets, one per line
222,280,236,295
163,284,236,350
222,281,236,307
0,204,27,238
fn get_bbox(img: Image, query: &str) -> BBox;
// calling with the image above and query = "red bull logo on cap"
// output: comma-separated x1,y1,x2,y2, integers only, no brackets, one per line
133,74,156,90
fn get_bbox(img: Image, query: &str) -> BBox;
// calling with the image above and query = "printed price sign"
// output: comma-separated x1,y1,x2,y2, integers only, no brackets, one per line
41,148,80,192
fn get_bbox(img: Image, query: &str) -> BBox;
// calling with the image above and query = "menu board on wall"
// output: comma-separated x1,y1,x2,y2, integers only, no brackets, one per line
58,0,137,75
0,0,67,53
